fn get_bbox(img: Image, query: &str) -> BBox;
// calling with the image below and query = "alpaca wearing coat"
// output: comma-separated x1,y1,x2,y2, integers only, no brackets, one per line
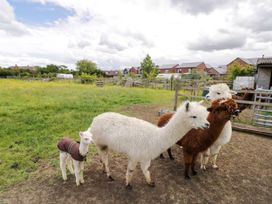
89,101,209,189
58,130,93,186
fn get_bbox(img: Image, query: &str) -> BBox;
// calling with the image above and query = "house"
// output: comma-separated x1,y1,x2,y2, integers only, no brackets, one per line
158,64,179,73
206,67,221,79
176,62,208,74
104,70,119,77
9,64,36,71
256,57,272,89
129,66,141,75
227,57,258,75
211,65,228,79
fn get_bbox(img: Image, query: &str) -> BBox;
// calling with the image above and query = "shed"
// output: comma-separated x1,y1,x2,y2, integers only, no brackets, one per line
256,57,272,90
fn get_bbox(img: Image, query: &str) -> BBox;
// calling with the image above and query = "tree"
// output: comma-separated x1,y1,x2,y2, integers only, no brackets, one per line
140,54,158,79
228,63,254,81
76,59,97,75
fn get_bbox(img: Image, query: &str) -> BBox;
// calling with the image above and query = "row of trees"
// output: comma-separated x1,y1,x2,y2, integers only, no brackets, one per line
0,55,160,80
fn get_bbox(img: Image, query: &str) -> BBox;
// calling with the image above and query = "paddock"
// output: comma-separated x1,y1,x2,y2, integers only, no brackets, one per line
1,104,271,204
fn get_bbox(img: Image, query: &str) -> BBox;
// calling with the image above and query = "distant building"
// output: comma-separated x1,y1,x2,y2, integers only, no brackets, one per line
9,64,36,71
104,70,119,77
177,62,208,74
227,57,258,75
158,64,179,73
56,73,73,79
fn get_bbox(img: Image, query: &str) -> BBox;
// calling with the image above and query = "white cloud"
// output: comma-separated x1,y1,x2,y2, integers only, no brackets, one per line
0,0,271,69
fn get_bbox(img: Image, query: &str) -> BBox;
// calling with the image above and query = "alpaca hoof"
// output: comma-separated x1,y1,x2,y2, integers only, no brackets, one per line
212,165,219,169
200,165,206,171
169,156,175,160
147,181,155,187
160,154,164,159
192,170,198,176
76,182,80,186
108,175,114,181
126,184,132,190
80,180,85,184
185,175,191,180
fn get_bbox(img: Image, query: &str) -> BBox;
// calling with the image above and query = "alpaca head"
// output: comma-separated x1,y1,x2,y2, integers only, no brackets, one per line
79,129,93,145
207,98,240,121
206,83,237,101
178,100,210,129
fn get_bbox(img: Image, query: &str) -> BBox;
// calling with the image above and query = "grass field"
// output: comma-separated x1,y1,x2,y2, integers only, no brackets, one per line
0,79,173,190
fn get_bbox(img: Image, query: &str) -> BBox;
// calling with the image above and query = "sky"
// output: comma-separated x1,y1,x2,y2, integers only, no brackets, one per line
0,0,271,70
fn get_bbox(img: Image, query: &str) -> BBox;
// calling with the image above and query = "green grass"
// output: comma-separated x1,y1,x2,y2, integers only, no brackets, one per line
0,79,173,190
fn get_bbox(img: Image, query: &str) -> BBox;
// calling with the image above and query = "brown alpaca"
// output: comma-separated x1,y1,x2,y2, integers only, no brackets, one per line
232,88,254,111
158,99,239,179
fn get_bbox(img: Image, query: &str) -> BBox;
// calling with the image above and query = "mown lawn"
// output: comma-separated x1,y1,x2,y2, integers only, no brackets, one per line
0,79,173,190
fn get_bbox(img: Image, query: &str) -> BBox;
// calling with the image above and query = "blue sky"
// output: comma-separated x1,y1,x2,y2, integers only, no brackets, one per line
8,0,74,25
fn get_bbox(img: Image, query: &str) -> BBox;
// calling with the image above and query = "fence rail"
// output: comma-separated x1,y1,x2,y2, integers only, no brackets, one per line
173,81,272,136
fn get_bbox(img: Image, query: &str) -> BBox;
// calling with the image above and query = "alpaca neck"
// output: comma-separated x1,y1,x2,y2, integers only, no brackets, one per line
154,110,191,155
203,114,228,145
79,142,89,156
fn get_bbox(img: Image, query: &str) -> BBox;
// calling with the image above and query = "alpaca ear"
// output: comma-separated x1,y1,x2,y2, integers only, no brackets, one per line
185,101,190,112
198,100,204,104
229,90,237,95
79,131,84,137
207,107,213,112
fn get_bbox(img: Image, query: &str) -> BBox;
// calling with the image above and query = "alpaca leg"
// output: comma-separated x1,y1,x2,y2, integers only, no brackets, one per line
59,152,67,181
140,160,155,187
167,148,174,160
80,162,84,184
160,153,164,159
210,145,221,169
125,160,137,189
98,147,113,180
67,155,74,174
191,154,198,175
183,151,193,179
200,148,210,170
73,160,81,186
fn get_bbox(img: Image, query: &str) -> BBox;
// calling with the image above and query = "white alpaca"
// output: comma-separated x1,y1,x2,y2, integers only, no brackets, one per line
200,83,237,170
58,130,93,186
89,101,209,189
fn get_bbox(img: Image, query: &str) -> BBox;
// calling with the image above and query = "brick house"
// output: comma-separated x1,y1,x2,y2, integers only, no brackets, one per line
176,62,208,74
158,64,179,73
227,57,258,74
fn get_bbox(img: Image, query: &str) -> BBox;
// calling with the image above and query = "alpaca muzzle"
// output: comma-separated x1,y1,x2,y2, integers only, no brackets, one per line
203,123,210,129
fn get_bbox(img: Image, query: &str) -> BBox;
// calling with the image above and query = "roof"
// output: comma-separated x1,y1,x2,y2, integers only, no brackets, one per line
159,64,179,69
204,63,212,68
214,65,227,74
257,57,272,65
180,62,203,68
240,58,259,65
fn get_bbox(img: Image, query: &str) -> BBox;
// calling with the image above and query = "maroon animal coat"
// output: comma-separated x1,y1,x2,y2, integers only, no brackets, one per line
57,137,86,161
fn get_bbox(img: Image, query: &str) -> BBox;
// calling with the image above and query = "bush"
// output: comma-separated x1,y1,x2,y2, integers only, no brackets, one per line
229,64,254,81
80,73,97,84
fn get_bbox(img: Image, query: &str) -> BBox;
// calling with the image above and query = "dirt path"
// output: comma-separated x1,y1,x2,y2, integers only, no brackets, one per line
1,104,272,204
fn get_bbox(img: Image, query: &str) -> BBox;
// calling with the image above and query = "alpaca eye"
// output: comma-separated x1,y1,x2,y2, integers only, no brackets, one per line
217,92,221,95
191,116,197,119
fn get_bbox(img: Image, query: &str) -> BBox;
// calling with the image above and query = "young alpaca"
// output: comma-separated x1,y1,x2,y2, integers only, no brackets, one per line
57,130,93,186
89,101,209,189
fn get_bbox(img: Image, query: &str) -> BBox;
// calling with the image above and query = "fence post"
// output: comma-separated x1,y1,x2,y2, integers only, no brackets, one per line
174,83,179,111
